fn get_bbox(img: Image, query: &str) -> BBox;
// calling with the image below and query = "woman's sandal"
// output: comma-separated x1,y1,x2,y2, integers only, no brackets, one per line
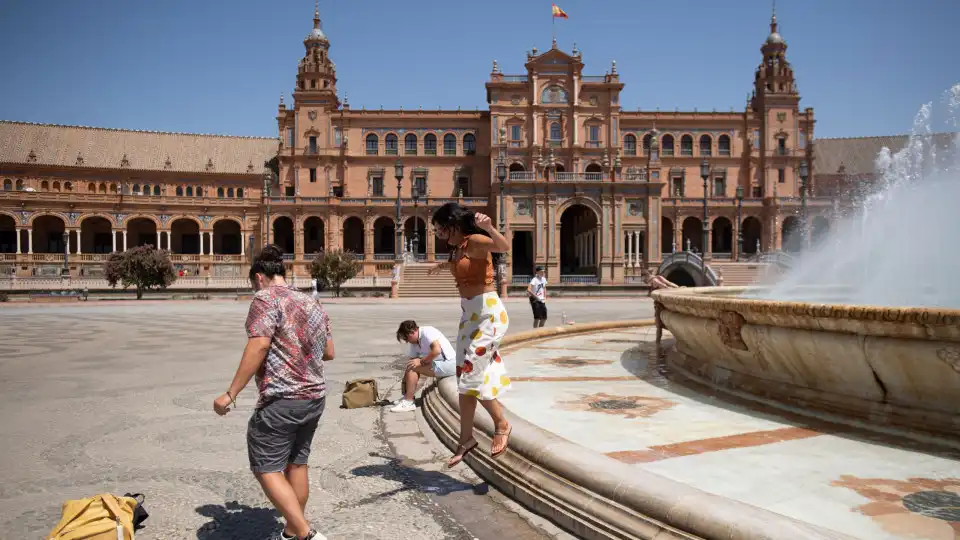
446,439,478,469
491,425,513,459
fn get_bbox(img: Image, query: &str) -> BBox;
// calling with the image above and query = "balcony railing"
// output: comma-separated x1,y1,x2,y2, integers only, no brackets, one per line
374,253,395,261
556,172,603,182
582,75,607,83
547,140,563,147
509,171,536,181
508,141,524,148
584,141,602,148
502,75,528,83
512,275,532,285
559,275,600,285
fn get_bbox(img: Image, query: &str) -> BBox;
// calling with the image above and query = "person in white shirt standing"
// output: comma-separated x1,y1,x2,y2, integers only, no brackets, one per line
391,320,457,413
527,266,548,328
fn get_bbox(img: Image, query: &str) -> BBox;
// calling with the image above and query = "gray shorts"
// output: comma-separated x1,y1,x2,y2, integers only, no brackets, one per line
247,397,326,473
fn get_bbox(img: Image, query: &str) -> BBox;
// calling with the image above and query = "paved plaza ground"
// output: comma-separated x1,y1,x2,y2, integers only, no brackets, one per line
0,297,650,539
500,329,960,540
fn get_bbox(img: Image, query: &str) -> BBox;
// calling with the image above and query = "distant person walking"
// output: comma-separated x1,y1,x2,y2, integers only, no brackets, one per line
213,244,333,540
391,320,457,413
527,266,548,328
427,202,513,467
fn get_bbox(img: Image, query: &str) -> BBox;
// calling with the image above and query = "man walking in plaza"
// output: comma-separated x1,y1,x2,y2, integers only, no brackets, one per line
391,320,456,413
213,245,332,540
527,266,548,328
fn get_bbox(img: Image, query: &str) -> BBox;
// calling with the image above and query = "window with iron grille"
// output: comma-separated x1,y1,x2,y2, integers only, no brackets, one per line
673,177,685,197
385,134,398,155
456,177,470,197
623,134,637,155
550,122,561,141
365,134,378,155
699,135,712,156
424,134,437,155
511,125,521,142
443,134,457,156
415,177,427,198
309,168,317,183
404,134,417,154
308,136,318,154
372,176,384,196
463,133,476,154
718,135,731,156
589,125,600,143
680,135,693,156
778,168,785,183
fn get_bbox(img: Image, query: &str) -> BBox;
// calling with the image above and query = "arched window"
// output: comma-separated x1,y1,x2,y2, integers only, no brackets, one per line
680,135,693,156
186,186,193,197
404,133,418,155
623,134,637,156
385,134,398,155
53,181,61,192
15,179,24,191
142,184,150,196
642,133,652,156
176,186,183,196
463,133,476,154
196,187,203,197
699,135,712,156
443,134,457,156
153,185,161,196
236,188,244,198
365,133,379,155
549,122,562,141
662,134,675,156
86,182,93,192
424,133,437,155
42,180,51,191
217,187,225,198
132,184,140,195
64,182,72,192
718,135,731,156
109,183,118,194
99,183,107,194
1,179,9,191
227,187,235,197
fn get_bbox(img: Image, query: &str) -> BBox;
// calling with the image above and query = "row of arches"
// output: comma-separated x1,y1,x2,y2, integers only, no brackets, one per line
268,215,436,258
0,214,244,255
365,132,477,156
660,215,830,254
2,179,247,198
624,133,732,157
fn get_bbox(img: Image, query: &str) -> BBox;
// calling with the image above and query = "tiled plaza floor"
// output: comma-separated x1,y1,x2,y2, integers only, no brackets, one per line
498,328,960,540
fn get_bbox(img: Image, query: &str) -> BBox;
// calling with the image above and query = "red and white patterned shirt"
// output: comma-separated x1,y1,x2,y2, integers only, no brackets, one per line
245,285,331,407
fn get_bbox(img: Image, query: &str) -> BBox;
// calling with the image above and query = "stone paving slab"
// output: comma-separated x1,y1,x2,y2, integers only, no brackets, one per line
0,298,647,539
498,328,960,540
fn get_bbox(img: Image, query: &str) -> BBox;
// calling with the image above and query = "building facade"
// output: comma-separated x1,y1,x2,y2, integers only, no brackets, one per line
0,8,892,288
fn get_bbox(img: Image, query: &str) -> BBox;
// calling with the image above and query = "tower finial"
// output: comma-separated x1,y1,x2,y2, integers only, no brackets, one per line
314,0,320,29
770,0,777,32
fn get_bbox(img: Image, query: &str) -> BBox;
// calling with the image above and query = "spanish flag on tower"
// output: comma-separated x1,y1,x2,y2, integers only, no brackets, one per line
551,3,569,19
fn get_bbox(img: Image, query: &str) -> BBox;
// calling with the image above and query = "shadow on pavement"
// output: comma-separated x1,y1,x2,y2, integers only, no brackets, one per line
195,501,281,539
348,452,488,506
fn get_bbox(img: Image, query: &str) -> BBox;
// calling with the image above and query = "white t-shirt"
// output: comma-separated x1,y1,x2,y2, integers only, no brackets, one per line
409,325,456,363
529,276,547,302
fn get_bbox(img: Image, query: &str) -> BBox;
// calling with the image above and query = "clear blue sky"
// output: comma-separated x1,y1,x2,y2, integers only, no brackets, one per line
1,0,956,139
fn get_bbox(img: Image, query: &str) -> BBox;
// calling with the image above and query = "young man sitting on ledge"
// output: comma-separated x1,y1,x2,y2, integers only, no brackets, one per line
390,320,457,413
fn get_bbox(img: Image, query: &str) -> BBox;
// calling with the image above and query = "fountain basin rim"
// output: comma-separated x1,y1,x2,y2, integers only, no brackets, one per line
653,286,960,340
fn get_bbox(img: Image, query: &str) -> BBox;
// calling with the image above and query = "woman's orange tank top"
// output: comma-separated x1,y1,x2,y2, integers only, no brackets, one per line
449,235,494,289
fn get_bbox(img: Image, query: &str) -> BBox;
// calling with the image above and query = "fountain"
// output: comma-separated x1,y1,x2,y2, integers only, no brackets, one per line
654,85,960,438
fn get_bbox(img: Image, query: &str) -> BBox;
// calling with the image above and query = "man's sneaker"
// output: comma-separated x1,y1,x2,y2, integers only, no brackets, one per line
275,530,326,540
389,399,416,413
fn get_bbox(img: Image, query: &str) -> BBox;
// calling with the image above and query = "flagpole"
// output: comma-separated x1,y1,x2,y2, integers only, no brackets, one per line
552,15,555,45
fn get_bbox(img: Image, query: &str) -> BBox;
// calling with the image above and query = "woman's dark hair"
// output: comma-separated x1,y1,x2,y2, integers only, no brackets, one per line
396,320,418,342
249,244,286,280
431,202,489,238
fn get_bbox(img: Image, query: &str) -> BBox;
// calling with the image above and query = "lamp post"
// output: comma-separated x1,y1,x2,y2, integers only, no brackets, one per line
262,170,273,245
412,180,421,258
700,158,710,272
799,160,809,249
496,152,507,294
735,185,744,261
62,231,69,277
394,159,404,260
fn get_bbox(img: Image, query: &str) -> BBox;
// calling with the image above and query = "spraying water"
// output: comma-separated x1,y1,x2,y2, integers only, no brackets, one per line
752,84,960,309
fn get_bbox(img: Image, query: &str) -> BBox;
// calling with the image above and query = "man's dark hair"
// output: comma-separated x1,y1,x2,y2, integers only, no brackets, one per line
396,320,418,342
249,244,286,281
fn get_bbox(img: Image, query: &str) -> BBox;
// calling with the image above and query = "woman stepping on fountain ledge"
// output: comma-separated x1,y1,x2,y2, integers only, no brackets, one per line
428,202,513,467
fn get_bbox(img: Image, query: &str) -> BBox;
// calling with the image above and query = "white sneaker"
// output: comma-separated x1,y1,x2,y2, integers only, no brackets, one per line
389,400,416,413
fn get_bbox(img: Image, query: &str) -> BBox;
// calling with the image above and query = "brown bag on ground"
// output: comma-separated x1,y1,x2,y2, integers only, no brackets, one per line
342,378,379,409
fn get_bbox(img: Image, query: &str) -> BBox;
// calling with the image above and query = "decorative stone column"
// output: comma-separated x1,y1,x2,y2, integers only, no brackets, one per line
634,231,641,268
122,230,128,252
15,227,21,254
156,231,161,250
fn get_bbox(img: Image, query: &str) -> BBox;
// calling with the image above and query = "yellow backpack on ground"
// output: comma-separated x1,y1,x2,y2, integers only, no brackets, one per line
47,493,138,540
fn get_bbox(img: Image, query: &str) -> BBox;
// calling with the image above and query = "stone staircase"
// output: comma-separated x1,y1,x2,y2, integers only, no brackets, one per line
709,262,774,287
398,263,460,298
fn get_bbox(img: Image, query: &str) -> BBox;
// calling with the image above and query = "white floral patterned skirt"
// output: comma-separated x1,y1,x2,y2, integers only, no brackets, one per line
456,291,511,400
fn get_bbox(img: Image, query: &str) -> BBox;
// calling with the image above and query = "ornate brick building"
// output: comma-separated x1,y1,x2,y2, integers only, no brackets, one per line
0,8,902,290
